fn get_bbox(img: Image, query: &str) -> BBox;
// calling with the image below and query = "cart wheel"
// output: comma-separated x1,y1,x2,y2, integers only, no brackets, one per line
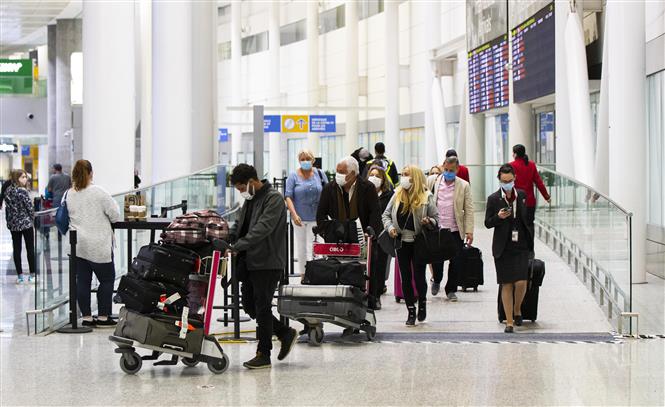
207,353,229,374
365,326,377,341
473,287,479,292
308,326,324,346
119,352,142,375
181,357,199,368
462,286,468,292
395,297,401,303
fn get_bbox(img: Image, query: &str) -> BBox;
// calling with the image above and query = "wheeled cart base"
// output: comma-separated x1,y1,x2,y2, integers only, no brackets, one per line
287,310,377,346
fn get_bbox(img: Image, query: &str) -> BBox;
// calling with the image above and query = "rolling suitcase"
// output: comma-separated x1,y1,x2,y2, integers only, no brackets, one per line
115,274,188,315
278,284,367,324
130,243,201,288
394,261,418,303
498,258,545,323
458,245,484,292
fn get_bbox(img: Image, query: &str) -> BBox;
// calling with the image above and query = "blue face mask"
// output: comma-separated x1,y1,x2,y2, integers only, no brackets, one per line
300,161,312,171
443,171,456,182
501,181,515,192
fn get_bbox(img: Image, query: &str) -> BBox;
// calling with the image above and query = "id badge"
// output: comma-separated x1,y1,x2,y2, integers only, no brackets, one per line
511,230,519,242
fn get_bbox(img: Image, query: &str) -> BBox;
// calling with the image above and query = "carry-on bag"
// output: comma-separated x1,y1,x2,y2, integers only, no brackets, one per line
130,243,201,288
303,258,340,285
278,285,367,324
498,258,544,322
458,245,484,291
115,274,188,315
394,261,418,302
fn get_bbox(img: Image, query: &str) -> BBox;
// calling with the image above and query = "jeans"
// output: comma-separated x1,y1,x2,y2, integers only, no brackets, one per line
396,242,427,307
431,231,464,294
75,257,115,317
241,269,290,357
293,221,317,276
11,228,35,276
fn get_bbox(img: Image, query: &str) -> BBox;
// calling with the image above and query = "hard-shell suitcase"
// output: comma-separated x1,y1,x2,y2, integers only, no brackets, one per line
130,243,200,288
458,245,484,292
115,274,188,315
498,259,545,323
277,284,367,323
394,261,418,302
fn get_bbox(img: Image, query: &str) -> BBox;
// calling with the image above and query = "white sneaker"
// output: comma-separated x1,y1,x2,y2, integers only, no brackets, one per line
16,275,25,284
28,275,36,284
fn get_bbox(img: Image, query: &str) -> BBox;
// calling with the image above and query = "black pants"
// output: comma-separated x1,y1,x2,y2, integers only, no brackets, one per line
11,228,35,276
241,269,290,357
396,241,427,307
75,257,115,317
370,244,389,299
431,231,464,294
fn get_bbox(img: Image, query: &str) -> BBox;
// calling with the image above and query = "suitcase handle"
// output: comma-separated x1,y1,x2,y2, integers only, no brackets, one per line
299,301,328,307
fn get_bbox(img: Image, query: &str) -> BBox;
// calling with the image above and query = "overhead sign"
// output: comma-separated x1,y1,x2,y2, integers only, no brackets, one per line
310,115,336,133
218,128,229,142
264,115,281,132
0,144,17,153
281,115,309,133
0,59,32,77
21,146,30,156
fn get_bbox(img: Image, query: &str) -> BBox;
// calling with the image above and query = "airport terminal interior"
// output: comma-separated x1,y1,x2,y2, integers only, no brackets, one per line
0,0,664,406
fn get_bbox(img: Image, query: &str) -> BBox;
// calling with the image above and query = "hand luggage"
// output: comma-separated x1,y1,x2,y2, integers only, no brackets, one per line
337,261,366,289
497,258,544,323
303,258,366,289
394,261,418,302
130,243,200,288
277,284,367,324
458,245,484,291
116,274,189,315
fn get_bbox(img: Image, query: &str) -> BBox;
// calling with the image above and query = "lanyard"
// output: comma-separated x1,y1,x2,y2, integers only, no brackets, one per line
500,188,518,220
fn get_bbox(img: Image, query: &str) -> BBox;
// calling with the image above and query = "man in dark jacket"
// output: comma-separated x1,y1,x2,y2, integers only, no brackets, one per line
228,164,297,369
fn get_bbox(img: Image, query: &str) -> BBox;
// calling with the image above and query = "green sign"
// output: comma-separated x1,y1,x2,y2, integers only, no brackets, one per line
0,59,33,94
0,59,32,77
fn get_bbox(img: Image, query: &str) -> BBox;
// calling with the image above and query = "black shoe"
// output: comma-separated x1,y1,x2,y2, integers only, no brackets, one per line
277,328,298,361
504,325,514,333
374,297,382,310
406,306,416,326
243,352,271,369
81,319,96,328
514,315,523,326
382,286,387,295
417,301,427,322
95,318,117,328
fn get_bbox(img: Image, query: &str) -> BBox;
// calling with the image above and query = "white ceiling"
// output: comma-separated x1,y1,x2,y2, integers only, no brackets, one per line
0,0,81,56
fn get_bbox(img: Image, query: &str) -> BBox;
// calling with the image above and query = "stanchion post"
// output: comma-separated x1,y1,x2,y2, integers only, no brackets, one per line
57,230,92,334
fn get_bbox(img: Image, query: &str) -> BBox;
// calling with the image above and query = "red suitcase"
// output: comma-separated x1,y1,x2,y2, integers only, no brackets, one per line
394,261,418,303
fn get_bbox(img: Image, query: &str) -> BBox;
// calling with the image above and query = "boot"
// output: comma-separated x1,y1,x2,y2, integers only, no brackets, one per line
417,300,427,322
406,306,416,326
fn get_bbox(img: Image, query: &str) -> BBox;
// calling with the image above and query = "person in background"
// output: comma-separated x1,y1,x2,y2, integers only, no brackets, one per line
4,170,36,284
428,156,474,301
509,144,550,230
0,175,12,210
382,165,438,326
364,142,399,186
484,164,533,333
445,149,470,183
47,163,72,209
66,160,121,328
228,164,298,369
285,149,327,281
352,147,373,177
366,165,393,310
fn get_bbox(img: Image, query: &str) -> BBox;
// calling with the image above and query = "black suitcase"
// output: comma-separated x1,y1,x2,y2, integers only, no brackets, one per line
458,245,484,291
278,285,367,323
115,274,189,315
498,258,545,323
130,243,200,288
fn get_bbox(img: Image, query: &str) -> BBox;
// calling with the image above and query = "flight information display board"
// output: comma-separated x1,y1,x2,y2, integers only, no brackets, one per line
511,2,555,103
468,34,510,114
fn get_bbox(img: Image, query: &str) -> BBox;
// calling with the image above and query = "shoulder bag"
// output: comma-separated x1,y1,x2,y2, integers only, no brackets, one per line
55,190,70,235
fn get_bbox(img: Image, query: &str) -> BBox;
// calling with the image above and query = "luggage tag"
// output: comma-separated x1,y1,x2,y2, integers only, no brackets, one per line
178,307,190,339
512,230,519,242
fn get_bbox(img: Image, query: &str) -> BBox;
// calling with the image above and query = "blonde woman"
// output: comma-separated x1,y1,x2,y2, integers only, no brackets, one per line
285,149,327,279
382,165,438,326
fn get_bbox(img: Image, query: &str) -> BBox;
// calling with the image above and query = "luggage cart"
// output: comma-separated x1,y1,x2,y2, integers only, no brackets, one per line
109,250,230,375
278,228,377,345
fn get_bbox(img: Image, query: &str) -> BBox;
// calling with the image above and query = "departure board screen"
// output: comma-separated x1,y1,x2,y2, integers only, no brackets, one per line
468,34,510,114
511,2,555,103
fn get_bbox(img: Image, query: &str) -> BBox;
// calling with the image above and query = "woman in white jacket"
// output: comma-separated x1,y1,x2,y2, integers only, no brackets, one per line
382,165,438,326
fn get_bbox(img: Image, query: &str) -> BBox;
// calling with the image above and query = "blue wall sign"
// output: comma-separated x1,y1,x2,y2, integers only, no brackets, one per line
309,115,336,133
218,128,229,142
264,115,281,132
21,145,30,156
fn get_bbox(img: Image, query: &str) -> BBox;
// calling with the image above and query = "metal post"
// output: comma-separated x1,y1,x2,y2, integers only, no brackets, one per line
628,215,633,335
231,256,240,339
253,105,265,177
57,231,92,334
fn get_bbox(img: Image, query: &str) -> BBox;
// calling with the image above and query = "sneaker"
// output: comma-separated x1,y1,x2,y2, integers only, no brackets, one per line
447,292,458,302
417,302,427,322
431,280,440,296
95,317,117,328
406,306,416,327
16,275,25,284
243,352,271,369
28,274,35,284
81,319,96,328
277,328,298,361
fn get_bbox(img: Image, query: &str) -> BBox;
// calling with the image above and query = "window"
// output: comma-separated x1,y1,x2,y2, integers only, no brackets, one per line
485,114,509,165
535,111,555,165
358,0,384,20
399,128,425,169
218,41,231,61
446,123,460,153
358,132,384,152
319,5,345,35
242,31,268,56
647,71,665,227
320,135,344,173
281,19,307,46
217,5,231,24
287,138,307,175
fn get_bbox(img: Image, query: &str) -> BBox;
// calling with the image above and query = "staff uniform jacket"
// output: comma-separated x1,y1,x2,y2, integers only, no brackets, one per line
509,159,550,208
229,180,287,271
484,188,534,258
428,175,474,237
382,191,439,237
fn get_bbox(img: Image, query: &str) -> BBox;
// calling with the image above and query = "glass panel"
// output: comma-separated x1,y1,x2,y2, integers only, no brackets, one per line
400,127,424,169
242,31,269,56
319,5,345,35
280,19,307,46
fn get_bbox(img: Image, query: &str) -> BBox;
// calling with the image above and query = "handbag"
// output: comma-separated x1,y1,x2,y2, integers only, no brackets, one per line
55,190,70,235
414,226,458,264
377,229,400,257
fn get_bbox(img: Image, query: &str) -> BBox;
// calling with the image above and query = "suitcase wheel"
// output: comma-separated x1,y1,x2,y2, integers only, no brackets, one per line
308,326,324,346
207,353,229,374
365,326,377,342
181,357,199,368
473,287,478,292
119,351,142,375
461,286,467,292
395,297,401,303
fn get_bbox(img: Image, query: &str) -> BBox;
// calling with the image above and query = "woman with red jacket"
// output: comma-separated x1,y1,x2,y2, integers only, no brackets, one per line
509,144,550,228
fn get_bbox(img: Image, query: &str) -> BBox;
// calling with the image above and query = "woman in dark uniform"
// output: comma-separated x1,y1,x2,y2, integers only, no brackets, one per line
485,164,534,333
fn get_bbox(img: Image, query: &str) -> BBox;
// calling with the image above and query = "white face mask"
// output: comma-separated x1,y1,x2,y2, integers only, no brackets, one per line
335,172,348,187
401,176,412,190
368,176,382,189
240,183,255,200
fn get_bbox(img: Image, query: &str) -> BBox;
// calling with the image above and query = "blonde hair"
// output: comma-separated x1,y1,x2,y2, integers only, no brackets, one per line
297,149,315,162
395,165,428,214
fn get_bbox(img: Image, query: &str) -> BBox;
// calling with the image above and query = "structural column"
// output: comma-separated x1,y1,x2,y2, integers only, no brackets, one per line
47,25,56,170
82,1,135,194
230,1,242,165
384,0,400,159
607,0,647,284
268,0,282,180
463,84,486,199
139,0,153,186
306,0,320,156
344,0,359,154
55,19,81,175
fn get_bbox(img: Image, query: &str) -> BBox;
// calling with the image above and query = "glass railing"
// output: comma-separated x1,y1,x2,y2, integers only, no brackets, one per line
32,164,238,333
465,164,633,330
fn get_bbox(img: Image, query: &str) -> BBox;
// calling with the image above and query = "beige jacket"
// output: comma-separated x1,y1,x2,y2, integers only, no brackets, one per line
428,175,474,237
